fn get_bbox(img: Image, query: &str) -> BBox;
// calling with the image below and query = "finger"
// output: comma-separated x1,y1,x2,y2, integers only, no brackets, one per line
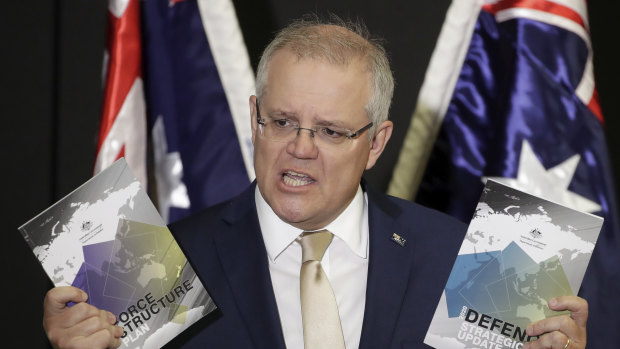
58,302,108,328
549,296,588,328
44,286,88,314
523,331,568,349
59,326,123,349
44,301,115,336
527,314,576,339
87,326,124,349
62,310,120,339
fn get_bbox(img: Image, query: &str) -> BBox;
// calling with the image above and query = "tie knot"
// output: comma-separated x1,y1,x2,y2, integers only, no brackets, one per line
299,230,333,263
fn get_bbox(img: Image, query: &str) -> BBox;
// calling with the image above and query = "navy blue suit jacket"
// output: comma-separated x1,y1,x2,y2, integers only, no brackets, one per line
166,183,466,348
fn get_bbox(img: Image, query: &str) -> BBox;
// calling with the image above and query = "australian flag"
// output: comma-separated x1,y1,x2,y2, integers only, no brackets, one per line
141,0,255,223
389,0,620,347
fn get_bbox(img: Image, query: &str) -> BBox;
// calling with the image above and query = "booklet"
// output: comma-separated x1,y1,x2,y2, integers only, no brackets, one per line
18,158,216,349
424,179,603,349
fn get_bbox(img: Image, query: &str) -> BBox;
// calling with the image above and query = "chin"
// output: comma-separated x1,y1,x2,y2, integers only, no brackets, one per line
274,204,307,224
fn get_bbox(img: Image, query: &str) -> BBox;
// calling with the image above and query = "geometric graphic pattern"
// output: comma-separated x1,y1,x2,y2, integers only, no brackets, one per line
72,219,188,318
446,241,573,329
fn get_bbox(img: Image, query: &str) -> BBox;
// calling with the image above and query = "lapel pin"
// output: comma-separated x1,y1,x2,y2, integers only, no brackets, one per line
391,233,406,246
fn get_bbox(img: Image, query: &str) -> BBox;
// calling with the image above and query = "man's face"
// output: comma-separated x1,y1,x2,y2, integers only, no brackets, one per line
250,49,392,231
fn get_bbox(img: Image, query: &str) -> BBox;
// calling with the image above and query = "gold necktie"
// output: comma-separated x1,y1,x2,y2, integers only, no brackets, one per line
299,230,346,349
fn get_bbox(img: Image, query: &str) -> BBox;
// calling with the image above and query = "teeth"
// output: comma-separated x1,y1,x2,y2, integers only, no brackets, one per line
283,171,313,187
283,176,308,186
286,170,308,177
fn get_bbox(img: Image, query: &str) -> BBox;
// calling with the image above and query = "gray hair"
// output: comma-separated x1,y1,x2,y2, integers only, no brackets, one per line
255,15,394,139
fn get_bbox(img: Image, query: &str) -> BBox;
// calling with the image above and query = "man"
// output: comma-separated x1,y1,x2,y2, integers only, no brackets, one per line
43,17,588,349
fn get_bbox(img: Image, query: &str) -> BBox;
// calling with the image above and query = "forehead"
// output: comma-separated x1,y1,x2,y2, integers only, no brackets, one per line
262,49,371,123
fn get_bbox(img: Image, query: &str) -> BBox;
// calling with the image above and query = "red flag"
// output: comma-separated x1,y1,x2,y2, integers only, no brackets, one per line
95,0,147,187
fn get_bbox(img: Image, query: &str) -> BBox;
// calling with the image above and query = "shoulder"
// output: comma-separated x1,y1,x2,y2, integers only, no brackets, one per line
170,200,234,235
368,188,467,237
366,188,467,265
168,183,257,249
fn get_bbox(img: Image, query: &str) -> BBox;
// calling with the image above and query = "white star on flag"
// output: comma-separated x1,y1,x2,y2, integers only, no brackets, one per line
153,116,191,223
484,140,601,213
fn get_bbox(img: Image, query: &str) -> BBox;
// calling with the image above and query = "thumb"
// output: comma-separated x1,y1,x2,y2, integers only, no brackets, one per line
44,286,88,315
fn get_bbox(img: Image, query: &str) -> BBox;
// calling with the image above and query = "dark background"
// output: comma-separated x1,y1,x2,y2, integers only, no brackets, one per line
2,1,618,347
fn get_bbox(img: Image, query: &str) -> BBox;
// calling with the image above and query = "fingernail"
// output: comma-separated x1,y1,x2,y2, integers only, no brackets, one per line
526,326,533,335
107,312,116,324
81,291,88,301
549,298,558,307
116,325,125,337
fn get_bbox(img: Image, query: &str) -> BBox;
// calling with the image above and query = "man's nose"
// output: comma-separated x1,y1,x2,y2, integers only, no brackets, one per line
287,128,319,159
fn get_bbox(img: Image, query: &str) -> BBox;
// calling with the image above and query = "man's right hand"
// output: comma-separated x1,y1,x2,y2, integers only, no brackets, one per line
43,286,124,349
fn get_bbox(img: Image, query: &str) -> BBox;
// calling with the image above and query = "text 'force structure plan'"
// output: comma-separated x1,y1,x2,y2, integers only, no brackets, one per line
19,158,216,349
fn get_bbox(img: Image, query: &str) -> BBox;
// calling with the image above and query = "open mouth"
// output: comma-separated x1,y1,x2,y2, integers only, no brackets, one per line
282,170,315,187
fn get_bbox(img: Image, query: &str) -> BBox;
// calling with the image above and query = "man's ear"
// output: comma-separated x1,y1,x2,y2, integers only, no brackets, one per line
365,120,393,170
249,95,258,145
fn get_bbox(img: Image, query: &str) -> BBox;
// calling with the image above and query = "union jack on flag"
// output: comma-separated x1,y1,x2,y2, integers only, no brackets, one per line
95,0,147,188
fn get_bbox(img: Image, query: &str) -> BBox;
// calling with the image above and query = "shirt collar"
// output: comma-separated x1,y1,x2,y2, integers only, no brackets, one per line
256,185,368,263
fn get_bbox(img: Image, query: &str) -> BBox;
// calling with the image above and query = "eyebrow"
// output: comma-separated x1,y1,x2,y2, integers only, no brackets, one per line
313,119,350,129
264,109,299,119
262,105,353,129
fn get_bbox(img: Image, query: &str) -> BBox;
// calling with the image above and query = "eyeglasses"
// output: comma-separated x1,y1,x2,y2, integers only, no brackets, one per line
256,100,373,148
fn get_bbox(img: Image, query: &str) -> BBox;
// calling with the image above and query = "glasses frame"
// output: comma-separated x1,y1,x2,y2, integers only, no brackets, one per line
255,99,373,144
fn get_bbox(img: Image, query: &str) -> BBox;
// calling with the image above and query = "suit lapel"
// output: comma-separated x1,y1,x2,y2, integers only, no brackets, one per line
213,184,287,349
359,188,414,349
208,184,415,348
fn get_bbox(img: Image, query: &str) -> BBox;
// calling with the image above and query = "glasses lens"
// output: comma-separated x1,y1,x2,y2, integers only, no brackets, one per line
259,116,371,148
262,120,352,147
262,118,297,142
314,126,350,145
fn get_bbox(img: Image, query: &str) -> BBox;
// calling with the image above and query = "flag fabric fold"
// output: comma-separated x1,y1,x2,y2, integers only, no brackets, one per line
142,0,255,223
97,0,255,224
95,0,147,188
389,0,620,347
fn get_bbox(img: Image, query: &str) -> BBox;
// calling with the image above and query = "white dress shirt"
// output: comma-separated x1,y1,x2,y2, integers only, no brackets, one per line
256,185,369,349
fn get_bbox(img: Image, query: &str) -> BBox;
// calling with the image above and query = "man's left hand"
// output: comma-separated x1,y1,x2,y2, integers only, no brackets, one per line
523,296,587,349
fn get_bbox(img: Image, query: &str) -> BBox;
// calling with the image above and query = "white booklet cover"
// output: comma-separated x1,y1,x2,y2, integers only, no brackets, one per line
19,158,216,349
424,179,603,349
